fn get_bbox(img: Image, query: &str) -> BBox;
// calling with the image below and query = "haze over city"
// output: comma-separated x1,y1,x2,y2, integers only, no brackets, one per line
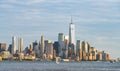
0,0,120,59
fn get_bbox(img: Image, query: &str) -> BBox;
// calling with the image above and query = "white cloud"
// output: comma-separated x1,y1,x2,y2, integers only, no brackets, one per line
1,0,44,5
0,4,14,10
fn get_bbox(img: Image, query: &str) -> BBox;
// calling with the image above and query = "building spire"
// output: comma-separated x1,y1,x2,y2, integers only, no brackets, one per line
70,16,73,24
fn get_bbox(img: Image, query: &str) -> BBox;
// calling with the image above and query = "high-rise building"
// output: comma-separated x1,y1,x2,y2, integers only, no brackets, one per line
69,18,76,55
8,44,12,54
33,41,39,57
69,18,76,45
53,41,60,56
89,47,97,60
58,33,64,42
46,42,53,59
12,36,16,54
0,43,6,52
76,40,82,60
58,33,65,57
63,35,69,59
96,52,103,61
82,41,89,53
40,35,44,54
18,37,23,53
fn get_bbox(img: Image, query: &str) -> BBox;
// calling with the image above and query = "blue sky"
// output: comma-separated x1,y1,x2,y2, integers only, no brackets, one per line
0,0,120,58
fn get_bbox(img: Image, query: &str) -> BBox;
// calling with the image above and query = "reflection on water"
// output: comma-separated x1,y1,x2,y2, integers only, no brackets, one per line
0,61,120,71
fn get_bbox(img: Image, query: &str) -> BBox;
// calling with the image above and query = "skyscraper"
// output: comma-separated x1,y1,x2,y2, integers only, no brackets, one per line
0,43,6,52
12,36,16,54
18,37,23,53
82,41,89,53
58,33,65,57
40,35,44,54
76,40,82,58
46,42,53,59
33,41,39,57
69,18,76,55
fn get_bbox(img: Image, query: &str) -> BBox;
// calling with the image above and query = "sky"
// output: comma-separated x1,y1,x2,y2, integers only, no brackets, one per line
0,0,120,59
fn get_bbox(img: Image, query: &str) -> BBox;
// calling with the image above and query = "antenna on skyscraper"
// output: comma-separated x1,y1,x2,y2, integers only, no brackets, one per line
70,16,73,24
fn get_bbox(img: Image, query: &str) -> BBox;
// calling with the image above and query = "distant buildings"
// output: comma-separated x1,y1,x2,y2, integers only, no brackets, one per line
46,42,53,60
58,33,65,57
0,43,6,52
69,18,76,55
18,37,23,53
33,41,39,57
40,35,44,56
0,19,111,61
12,36,16,54
8,44,12,54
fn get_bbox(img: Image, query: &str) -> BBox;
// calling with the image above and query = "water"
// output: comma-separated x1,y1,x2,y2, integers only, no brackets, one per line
0,61,120,71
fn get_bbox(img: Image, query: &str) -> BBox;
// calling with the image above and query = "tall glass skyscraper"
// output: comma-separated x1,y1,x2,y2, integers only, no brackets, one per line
12,36,16,54
41,35,44,54
18,37,23,53
69,18,76,55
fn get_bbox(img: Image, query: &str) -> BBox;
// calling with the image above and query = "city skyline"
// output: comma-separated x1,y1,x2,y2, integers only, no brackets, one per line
0,0,120,59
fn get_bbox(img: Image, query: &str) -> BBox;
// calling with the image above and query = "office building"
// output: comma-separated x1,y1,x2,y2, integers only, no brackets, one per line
58,33,65,57
18,37,23,53
76,40,83,60
0,43,6,52
44,40,52,53
53,41,60,56
12,36,16,54
40,35,45,55
76,40,82,56
82,41,89,53
8,44,12,54
96,52,103,61
69,18,76,55
33,41,39,57
46,42,53,59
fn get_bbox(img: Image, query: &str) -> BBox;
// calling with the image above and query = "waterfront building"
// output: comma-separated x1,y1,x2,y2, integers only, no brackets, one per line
76,40,82,59
58,33,65,57
96,52,103,61
53,50,56,59
33,41,39,57
102,51,107,61
107,54,110,61
44,40,52,53
63,36,69,59
79,49,83,60
12,36,16,54
8,44,12,54
82,41,89,53
1,51,11,60
88,53,93,61
53,41,60,56
0,43,6,52
18,37,23,53
64,36,69,58
69,18,76,55
82,51,87,61
89,47,97,60
46,42,53,60
41,35,44,54
29,44,34,55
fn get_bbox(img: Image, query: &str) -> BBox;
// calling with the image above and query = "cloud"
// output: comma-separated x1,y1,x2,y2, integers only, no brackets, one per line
1,0,44,5
0,4,14,10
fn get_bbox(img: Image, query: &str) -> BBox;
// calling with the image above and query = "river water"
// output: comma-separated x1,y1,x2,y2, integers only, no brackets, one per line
0,61,120,71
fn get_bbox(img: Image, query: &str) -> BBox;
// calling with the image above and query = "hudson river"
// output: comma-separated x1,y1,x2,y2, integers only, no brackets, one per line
0,61,120,71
